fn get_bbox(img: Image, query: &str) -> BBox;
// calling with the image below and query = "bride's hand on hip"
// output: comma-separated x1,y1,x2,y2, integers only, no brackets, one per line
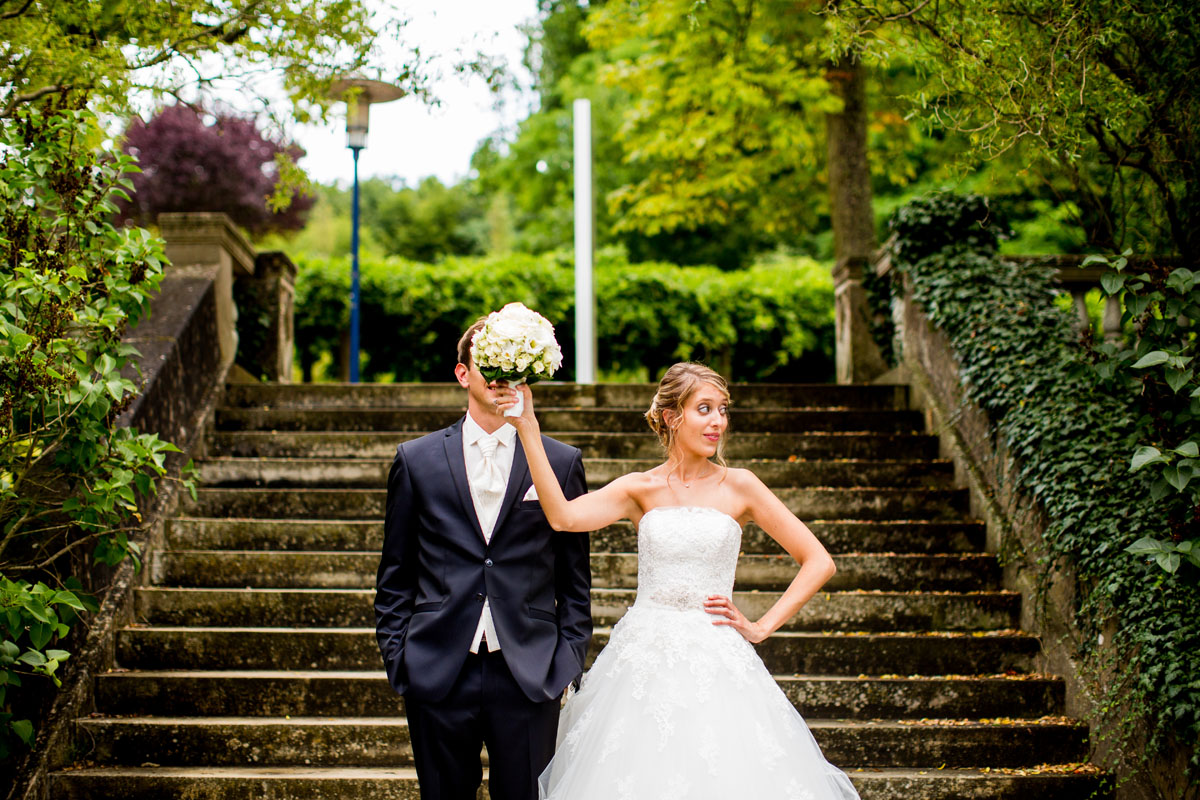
705,595,767,643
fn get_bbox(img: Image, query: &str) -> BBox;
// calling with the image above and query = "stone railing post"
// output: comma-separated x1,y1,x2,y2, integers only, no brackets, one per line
833,255,888,383
157,213,256,370
234,251,297,382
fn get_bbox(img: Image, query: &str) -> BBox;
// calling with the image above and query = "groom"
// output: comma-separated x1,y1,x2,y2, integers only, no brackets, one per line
375,317,592,800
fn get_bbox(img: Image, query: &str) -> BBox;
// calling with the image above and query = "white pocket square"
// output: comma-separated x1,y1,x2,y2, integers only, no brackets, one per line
522,484,539,501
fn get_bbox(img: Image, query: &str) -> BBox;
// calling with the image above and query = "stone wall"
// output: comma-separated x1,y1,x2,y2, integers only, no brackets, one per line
887,271,1192,800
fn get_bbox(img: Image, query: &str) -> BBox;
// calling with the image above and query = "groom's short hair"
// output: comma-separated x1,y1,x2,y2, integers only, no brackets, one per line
457,316,488,367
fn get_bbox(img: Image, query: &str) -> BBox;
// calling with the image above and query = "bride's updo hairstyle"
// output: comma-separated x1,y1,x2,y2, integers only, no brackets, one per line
644,362,732,478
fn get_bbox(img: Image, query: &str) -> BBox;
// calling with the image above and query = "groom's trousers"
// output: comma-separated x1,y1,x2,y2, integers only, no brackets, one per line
405,648,560,800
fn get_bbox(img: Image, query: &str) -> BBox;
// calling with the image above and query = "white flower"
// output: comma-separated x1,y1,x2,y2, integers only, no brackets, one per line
470,302,562,381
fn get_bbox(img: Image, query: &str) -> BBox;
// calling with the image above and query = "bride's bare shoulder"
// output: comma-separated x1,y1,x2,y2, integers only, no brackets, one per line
610,469,661,491
723,466,764,490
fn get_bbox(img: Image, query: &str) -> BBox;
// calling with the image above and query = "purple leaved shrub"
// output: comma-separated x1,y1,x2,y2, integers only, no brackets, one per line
116,105,314,236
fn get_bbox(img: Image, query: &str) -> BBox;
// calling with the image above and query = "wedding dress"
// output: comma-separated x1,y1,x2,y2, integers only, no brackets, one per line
538,505,861,800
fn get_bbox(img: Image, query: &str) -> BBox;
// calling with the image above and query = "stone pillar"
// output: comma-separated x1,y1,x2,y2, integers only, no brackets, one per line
826,57,887,384
833,255,889,383
157,213,256,370
233,251,298,382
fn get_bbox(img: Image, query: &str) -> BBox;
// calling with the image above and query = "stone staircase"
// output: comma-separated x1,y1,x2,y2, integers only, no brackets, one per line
52,383,1107,799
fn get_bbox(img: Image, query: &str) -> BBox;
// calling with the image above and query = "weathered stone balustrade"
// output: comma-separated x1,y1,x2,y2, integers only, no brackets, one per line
876,249,1190,800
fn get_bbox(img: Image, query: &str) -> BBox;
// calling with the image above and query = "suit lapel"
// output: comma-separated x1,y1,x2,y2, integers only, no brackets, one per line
491,436,530,540
443,419,485,542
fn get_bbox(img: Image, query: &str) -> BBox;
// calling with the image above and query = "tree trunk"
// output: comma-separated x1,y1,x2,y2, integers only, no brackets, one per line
826,55,888,383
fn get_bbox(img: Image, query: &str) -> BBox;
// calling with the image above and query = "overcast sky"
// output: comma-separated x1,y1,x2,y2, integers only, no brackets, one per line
293,0,541,187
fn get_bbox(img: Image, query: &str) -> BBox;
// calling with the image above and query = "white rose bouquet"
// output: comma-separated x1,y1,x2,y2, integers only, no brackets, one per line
470,302,564,417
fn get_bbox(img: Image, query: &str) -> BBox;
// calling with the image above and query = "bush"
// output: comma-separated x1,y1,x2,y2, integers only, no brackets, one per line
116,105,314,236
293,249,834,383
887,193,1199,779
0,98,192,759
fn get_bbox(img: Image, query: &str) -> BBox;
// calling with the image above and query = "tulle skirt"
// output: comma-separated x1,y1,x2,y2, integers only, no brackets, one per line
538,603,861,800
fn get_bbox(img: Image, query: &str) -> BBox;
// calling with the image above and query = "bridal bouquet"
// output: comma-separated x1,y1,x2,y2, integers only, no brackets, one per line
471,302,563,417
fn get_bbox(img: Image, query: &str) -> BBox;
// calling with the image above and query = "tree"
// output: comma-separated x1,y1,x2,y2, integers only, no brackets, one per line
116,105,315,236
0,0,418,121
583,0,841,244
367,177,486,262
826,0,1200,261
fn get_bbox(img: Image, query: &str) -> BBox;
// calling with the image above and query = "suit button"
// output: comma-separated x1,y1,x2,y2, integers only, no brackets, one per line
475,593,485,602
484,558,494,567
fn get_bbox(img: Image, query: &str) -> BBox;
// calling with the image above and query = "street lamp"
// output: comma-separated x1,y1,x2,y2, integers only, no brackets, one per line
328,77,406,383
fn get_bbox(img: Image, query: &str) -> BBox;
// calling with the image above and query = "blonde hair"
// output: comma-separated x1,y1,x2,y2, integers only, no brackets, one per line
644,362,731,483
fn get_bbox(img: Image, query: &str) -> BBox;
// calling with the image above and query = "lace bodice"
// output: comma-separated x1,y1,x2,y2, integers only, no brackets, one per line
634,506,742,612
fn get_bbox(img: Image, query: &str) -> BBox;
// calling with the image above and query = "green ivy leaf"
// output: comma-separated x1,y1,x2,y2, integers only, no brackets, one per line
1100,272,1126,295
1163,465,1190,491
1173,441,1199,458
17,649,46,667
1131,351,1170,369
1165,369,1193,393
11,718,34,745
1127,536,1170,555
1130,446,1166,471
1154,551,1181,574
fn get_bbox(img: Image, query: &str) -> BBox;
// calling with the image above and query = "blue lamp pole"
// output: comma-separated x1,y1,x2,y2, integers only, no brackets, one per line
349,145,363,382
330,78,406,383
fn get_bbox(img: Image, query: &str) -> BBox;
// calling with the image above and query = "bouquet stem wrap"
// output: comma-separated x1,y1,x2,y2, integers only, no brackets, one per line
504,377,527,418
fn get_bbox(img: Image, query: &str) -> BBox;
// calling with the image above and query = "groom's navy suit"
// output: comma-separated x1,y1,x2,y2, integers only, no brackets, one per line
375,416,592,800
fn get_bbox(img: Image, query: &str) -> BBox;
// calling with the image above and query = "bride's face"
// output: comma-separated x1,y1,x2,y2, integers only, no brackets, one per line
669,382,729,458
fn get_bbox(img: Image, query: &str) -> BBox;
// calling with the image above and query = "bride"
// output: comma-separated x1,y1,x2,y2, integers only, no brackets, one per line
497,362,861,800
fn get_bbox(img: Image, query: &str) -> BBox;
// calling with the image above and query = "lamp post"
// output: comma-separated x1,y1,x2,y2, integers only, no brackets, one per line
328,77,406,383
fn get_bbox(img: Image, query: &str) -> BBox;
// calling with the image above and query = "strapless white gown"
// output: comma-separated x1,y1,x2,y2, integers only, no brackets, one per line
538,506,861,800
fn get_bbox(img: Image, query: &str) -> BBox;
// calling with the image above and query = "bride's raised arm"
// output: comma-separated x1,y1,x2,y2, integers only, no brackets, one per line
499,383,641,532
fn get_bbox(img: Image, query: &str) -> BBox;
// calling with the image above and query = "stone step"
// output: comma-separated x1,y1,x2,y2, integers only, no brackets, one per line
72,716,1089,769
133,587,1020,631
50,765,1110,800
155,551,999,592
167,517,987,555
94,670,1064,720
221,382,911,411
208,431,942,461
117,628,1043,675
181,486,970,521
195,457,956,490
215,407,926,434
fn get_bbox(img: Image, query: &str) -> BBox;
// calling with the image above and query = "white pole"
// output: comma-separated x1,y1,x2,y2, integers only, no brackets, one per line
573,98,597,384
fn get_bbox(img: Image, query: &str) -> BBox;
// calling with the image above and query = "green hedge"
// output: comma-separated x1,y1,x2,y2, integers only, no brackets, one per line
887,194,1199,779
292,250,834,382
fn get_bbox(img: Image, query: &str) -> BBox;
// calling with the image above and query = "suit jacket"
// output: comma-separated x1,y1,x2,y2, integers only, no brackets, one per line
374,417,592,704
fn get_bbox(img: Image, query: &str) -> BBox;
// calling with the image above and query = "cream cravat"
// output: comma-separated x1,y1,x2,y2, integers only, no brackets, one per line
472,434,505,516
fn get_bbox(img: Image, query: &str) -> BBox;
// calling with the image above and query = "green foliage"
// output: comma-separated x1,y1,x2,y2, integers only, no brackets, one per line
585,0,837,240
361,177,487,262
828,0,1200,260
0,99,194,758
0,575,98,759
293,250,834,383
1076,251,1199,575
469,1,813,267
0,0,405,122
888,193,1200,777
887,194,1011,264
261,177,487,263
